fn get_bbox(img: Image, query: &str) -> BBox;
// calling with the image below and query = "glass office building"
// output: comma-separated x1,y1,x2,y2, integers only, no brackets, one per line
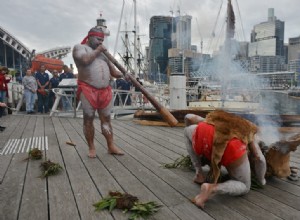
148,16,172,82
248,8,285,73
249,8,284,57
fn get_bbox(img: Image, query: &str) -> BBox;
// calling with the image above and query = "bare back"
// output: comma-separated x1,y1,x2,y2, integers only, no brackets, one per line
73,44,110,89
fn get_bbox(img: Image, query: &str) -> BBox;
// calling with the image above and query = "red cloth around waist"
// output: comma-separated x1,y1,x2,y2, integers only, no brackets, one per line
77,80,112,109
192,122,246,166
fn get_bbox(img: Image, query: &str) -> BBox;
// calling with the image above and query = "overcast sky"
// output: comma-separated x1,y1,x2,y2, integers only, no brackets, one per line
1,0,299,69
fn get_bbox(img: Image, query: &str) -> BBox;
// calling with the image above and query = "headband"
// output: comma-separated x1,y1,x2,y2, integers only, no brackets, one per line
81,31,105,44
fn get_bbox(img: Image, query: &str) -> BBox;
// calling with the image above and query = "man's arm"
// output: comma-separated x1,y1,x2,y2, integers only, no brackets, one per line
107,61,123,78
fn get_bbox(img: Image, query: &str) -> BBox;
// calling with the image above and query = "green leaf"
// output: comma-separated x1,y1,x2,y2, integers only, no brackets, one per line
109,198,117,212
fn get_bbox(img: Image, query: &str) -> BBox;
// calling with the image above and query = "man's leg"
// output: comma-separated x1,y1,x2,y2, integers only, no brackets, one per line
184,124,205,184
30,92,36,112
37,93,43,113
194,154,251,209
24,90,31,113
80,93,97,158
98,104,124,155
44,94,49,113
251,140,267,185
184,114,205,126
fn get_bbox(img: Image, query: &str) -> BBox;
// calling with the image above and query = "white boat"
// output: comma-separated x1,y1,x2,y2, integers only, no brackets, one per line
186,0,261,113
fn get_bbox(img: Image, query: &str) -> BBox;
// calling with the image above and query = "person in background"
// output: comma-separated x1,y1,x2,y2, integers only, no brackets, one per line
0,66,11,117
22,69,37,114
35,65,50,114
116,78,132,105
59,65,74,111
49,70,60,109
73,27,124,158
0,102,7,131
134,77,143,105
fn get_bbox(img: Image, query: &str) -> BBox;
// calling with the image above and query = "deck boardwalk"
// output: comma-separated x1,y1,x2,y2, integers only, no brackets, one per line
0,114,299,220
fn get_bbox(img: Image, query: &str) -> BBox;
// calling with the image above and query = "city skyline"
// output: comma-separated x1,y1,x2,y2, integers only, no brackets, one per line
0,0,299,67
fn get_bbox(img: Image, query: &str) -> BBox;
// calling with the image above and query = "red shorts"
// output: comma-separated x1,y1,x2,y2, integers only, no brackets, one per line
77,80,112,109
221,138,246,166
193,122,246,166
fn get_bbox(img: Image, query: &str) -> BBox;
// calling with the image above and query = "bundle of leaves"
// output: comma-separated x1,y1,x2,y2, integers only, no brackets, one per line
127,201,162,220
40,160,63,177
28,148,43,160
94,191,161,220
163,155,193,170
94,191,138,212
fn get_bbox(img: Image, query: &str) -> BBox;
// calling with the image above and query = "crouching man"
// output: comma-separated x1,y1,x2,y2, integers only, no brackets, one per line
184,110,267,209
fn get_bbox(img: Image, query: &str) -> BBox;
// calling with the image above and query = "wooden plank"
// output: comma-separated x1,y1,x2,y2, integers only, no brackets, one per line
112,121,182,160
44,117,80,220
266,177,300,196
117,120,186,150
70,118,181,219
63,117,128,220
0,116,33,220
216,194,282,220
18,116,48,220
170,202,246,220
52,117,114,220
132,121,186,143
170,202,214,220
253,184,300,210
245,190,300,219
112,123,177,165
0,115,24,183
114,120,186,155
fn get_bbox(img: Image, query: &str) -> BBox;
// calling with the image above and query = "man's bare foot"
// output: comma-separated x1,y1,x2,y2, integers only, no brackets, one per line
193,183,216,209
193,173,205,184
88,148,97,158
108,146,124,155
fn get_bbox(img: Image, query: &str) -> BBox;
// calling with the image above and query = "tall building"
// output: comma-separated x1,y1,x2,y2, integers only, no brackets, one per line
249,8,284,57
172,15,192,50
168,15,197,76
288,36,300,72
248,8,285,73
148,16,172,82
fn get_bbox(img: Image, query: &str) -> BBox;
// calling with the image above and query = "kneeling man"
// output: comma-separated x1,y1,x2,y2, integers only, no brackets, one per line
184,110,266,209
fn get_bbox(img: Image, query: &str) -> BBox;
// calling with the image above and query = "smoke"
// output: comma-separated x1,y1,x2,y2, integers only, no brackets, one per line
195,37,283,146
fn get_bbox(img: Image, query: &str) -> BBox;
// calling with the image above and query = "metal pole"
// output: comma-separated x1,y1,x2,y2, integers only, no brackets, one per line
133,0,137,77
182,50,185,75
113,0,125,57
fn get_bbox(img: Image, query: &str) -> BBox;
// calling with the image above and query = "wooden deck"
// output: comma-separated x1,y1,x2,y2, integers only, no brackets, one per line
0,114,299,220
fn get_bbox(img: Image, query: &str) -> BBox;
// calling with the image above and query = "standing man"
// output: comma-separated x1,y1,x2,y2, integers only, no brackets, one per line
59,65,74,111
73,27,124,158
35,65,50,114
49,70,60,109
0,102,7,132
22,69,37,114
134,77,143,105
0,67,11,117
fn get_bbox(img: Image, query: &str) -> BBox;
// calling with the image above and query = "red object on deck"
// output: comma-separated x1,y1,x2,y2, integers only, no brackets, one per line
31,54,64,72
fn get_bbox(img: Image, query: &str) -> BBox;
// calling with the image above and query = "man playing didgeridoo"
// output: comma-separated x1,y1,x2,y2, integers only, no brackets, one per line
184,110,267,209
73,27,124,158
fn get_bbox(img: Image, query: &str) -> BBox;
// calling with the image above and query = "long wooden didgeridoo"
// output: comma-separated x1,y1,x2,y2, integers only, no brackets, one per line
103,50,178,127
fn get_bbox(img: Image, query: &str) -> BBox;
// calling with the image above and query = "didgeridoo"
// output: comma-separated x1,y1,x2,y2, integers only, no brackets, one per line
103,50,178,127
